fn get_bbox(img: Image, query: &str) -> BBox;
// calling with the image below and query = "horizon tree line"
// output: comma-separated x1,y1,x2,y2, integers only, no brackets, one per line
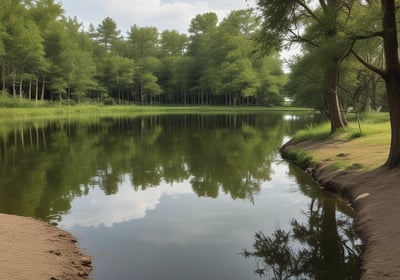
0,0,287,106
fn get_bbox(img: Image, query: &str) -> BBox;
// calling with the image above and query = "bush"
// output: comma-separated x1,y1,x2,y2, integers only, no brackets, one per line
103,97,116,105
0,95,49,108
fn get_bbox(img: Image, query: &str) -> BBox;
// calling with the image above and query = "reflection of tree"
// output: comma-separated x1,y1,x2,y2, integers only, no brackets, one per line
186,116,282,202
0,113,318,222
242,197,362,279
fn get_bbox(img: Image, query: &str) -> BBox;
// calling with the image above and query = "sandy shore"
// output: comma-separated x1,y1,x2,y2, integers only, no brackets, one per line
282,139,400,280
0,213,92,280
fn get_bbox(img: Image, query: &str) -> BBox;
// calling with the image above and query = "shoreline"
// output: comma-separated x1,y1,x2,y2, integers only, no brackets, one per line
281,139,400,280
0,213,93,280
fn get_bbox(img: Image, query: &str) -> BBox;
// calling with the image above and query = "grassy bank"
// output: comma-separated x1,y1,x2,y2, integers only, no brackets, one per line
0,104,313,120
283,112,391,171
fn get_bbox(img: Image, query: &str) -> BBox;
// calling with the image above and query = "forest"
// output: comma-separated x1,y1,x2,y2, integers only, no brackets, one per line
0,0,287,106
0,1,396,111
0,1,392,112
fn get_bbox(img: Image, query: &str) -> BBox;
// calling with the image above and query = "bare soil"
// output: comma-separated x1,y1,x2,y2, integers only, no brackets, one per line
283,138,400,280
0,213,92,280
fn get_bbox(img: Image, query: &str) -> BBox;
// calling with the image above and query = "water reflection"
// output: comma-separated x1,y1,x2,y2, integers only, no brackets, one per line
0,112,362,280
61,177,193,227
243,165,362,279
0,113,310,220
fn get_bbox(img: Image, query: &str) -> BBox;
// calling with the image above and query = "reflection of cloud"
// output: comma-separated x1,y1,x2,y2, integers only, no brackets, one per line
60,174,193,228
282,136,292,145
283,115,300,121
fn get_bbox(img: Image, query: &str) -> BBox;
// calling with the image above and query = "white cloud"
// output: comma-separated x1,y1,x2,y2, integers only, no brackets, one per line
61,0,255,33
106,0,210,32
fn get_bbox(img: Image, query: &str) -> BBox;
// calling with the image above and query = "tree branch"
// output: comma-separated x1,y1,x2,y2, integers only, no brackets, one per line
296,0,321,23
351,50,386,77
319,0,328,13
288,29,320,48
349,31,384,40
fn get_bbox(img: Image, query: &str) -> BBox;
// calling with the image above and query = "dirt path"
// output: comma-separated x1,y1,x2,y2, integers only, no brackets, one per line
283,139,400,280
0,213,92,280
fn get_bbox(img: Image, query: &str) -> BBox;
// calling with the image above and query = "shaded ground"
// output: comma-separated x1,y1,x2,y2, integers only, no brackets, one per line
283,138,400,280
0,213,92,280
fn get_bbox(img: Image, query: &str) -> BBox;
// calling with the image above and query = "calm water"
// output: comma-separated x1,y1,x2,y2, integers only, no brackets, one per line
0,113,362,279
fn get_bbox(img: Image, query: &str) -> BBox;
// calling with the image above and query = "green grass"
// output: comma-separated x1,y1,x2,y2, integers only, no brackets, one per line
293,122,332,142
0,102,314,121
283,148,317,169
293,112,390,142
329,161,364,171
285,112,391,172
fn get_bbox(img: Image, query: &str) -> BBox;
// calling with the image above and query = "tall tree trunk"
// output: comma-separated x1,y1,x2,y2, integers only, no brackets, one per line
41,76,46,100
28,79,32,100
385,78,400,167
2,64,5,92
322,0,348,133
381,0,400,168
324,60,347,133
12,66,16,97
35,78,39,102
371,75,378,111
19,76,23,99
362,75,372,112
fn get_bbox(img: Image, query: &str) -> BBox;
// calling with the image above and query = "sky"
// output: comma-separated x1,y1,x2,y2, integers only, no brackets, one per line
59,0,299,70
60,0,257,35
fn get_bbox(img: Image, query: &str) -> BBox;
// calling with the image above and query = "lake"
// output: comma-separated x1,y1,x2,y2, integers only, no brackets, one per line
0,112,362,279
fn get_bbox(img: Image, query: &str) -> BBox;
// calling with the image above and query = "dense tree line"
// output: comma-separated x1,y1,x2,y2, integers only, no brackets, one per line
0,0,287,106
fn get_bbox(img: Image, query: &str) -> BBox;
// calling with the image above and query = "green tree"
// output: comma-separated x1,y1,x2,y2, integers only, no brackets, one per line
173,56,195,104
285,53,325,111
255,54,286,106
350,0,400,167
187,12,219,104
220,50,260,105
188,12,218,35
44,20,69,98
4,10,45,98
45,18,96,102
100,54,135,103
128,25,161,103
96,17,121,51
26,0,63,100
158,30,187,103
255,0,354,132
159,29,187,57
128,25,159,60
214,10,267,105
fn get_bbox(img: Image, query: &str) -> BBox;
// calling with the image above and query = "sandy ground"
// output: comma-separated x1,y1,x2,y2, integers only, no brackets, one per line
0,213,92,280
283,139,400,280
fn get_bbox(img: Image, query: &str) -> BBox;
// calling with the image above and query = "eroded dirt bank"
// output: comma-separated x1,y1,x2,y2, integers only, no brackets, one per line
0,213,92,280
282,139,400,280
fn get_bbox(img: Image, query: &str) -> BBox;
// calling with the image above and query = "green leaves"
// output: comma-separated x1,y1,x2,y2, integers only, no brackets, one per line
96,17,121,51
188,12,218,35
